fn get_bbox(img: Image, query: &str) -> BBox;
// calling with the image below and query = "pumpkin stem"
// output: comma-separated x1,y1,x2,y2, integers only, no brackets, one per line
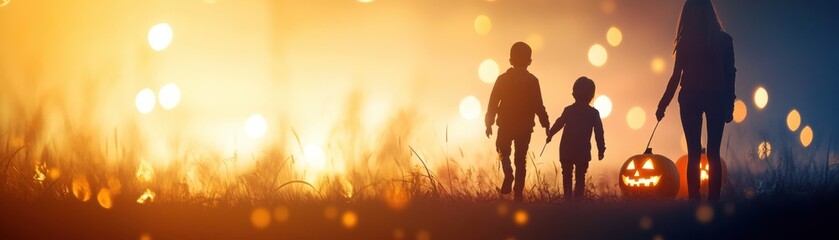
645,148,653,154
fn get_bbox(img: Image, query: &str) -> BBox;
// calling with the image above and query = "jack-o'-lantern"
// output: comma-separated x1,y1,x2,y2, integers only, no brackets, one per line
619,148,679,199
675,149,728,198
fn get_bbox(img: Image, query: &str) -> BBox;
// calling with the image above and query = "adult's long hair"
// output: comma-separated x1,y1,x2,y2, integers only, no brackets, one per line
674,0,725,55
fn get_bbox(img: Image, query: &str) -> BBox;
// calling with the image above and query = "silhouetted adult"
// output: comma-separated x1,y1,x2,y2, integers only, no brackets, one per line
656,0,736,202
486,42,550,202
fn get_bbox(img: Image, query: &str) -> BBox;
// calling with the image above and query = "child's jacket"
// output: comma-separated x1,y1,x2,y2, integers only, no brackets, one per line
550,102,606,162
485,67,550,133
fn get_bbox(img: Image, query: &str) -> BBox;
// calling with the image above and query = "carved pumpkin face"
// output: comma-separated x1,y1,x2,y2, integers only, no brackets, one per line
619,149,680,199
621,158,661,187
675,152,728,198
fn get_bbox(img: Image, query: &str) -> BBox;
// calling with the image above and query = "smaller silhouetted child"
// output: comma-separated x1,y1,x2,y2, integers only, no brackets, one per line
546,77,606,200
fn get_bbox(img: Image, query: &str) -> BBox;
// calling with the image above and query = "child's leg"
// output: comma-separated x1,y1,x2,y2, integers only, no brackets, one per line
512,132,532,199
496,129,514,194
560,160,573,199
574,161,589,198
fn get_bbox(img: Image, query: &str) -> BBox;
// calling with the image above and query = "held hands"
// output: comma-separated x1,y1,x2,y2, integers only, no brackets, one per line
485,127,493,138
545,128,553,143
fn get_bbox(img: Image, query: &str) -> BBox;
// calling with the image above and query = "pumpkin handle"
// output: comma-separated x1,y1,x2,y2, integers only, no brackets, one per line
645,120,661,153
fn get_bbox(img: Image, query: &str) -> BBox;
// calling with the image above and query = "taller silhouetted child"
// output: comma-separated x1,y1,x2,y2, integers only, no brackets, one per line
485,42,551,202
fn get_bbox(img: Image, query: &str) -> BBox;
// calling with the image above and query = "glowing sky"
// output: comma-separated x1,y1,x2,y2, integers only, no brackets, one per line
0,0,836,184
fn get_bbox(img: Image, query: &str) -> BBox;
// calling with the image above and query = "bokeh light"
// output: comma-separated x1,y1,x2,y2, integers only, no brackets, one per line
158,83,181,110
513,209,529,226
754,87,768,109
251,207,271,229
526,33,545,51
800,126,813,147
459,96,481,120
135,88,156,114
148,23,173,51
474,15,491,35
108,178,122,194
724,203,736,216
758,141,772,160
786,109,801,131
651,57,666,74
478,59,500,84
137,188,156,204
626,106,646,130
600,0,616,14
393,228,406,240
358,0,374,3
496,204,509,216
324,205,339,221
72,175,92,202
695,204,714,224
416,230,431,240
136,160,155,183
588,44,608,67
639,216,653,230
244,114,268,139
733,99,747,123
342,210,358,229
593,95,612,119
274,206,290,223
97,188,113,209
139,233,152,240
606,27,623,47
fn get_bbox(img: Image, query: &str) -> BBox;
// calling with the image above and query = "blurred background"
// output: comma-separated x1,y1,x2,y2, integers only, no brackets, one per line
1,0,837,196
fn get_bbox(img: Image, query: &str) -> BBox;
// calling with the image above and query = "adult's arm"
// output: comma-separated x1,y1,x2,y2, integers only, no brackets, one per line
724,35,737,101
656,51,684,121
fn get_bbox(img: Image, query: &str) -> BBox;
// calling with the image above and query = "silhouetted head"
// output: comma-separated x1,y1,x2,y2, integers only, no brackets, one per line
509,42,532,69
572,77,596,104
674,0,724,54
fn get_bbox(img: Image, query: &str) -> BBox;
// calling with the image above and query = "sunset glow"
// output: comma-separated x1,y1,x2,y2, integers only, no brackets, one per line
0,1,835,238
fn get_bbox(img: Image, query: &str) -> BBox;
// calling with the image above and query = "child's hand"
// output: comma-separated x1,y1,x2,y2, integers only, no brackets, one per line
598,151,605,161
546,136,552,144
485,127,493,138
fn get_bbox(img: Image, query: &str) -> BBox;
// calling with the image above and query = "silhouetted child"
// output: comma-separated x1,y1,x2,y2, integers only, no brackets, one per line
546,77,606,200
485,42,551,202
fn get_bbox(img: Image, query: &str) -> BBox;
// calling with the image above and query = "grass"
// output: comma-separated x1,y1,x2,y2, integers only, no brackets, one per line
1,76,838,238
2,117,837,206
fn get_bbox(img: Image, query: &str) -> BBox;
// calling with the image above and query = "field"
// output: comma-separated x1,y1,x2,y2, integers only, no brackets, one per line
2,127,838,239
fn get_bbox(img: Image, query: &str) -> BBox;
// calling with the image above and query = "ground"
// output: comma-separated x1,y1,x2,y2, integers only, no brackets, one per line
2,193,838,239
